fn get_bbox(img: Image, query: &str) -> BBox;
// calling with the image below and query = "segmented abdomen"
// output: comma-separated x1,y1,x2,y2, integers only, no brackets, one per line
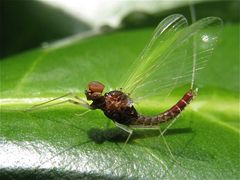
131,89,196,126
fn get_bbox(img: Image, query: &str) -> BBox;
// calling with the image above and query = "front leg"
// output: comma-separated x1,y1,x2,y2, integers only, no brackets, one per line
26,92,90,112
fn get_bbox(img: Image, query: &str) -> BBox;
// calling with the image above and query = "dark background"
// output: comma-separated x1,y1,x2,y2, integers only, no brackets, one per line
0,0,239,59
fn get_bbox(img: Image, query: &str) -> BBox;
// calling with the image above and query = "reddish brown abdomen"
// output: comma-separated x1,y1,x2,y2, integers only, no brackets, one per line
131,89,195,126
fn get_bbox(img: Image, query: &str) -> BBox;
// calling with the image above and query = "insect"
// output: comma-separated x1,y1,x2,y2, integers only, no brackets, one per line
27,14,222,145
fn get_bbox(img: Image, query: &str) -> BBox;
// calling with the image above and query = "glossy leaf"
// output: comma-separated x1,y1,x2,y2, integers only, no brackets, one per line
0,24,239,179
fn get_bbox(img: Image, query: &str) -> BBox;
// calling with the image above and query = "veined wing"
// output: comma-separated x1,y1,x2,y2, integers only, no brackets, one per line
121,14,222,102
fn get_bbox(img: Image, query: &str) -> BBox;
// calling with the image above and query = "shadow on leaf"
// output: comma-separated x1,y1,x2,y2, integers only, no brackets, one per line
87,127,193,144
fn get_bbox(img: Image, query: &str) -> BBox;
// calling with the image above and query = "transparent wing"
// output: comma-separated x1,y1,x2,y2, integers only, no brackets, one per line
120,14,222,103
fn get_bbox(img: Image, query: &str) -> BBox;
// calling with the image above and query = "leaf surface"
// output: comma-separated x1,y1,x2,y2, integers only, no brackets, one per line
0,24,239,179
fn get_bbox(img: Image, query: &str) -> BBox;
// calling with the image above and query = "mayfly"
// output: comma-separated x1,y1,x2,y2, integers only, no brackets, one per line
27,14,222,144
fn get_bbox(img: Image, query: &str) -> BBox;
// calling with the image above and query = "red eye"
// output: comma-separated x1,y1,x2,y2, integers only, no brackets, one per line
88,81,105,93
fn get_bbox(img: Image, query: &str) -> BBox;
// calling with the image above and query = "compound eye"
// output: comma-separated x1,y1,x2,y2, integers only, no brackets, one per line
88,81,105,93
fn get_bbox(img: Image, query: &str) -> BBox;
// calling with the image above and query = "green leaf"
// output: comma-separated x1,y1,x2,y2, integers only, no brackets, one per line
0,24,239,179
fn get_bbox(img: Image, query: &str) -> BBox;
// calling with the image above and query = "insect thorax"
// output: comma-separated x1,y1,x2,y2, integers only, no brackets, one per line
90,90,138,125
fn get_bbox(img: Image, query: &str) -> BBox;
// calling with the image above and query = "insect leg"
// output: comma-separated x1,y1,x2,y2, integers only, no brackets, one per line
26,93,90,112
27,92,72,110
27,99,89,112
73,95,89,104
161,116,180,136
159,127,177,162
115,122,133,145
75,109,92,116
